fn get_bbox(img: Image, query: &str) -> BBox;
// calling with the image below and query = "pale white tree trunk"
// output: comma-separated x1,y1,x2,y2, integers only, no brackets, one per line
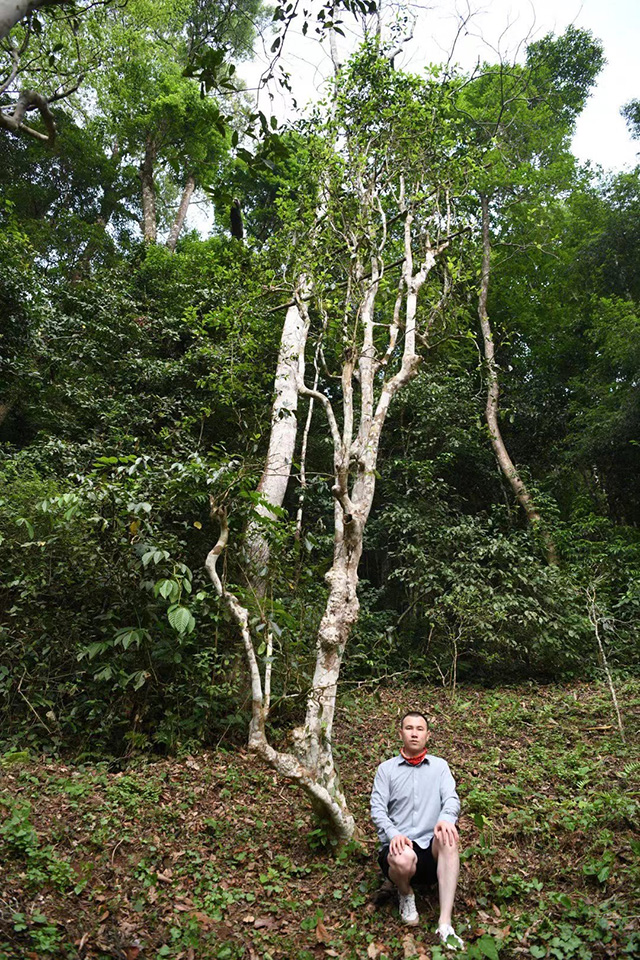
478,193,557,564
0,0,67,40
245,281,311,588
166,174,196,252
206,505,355,839
0,88,56,142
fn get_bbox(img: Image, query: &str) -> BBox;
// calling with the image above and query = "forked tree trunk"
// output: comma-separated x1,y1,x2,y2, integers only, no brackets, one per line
206,506,356,839
166,174,196,252
207,193,451,838
478,193,557,564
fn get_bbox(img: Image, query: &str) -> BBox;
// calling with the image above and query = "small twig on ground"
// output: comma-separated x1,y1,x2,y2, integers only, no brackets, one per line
111,838,125,864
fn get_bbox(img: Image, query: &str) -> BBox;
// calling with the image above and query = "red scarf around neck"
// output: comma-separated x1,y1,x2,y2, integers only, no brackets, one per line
401,746,428,766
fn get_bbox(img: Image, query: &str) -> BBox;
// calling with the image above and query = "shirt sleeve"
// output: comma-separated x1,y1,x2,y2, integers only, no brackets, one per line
370,763,401,843
438,761,460,824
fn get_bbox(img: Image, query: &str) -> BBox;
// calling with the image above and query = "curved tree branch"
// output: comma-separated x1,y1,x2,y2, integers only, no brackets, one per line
0,87,55,142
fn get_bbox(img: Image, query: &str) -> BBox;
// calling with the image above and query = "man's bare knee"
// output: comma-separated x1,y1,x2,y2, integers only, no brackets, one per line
432,836,460,861
388,848,417,876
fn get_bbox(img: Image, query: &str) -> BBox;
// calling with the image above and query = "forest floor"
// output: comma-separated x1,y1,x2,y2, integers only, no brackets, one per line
1,680,639,960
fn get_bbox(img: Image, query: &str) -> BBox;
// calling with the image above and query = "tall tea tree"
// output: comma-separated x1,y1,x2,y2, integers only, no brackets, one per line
459,26,604,560
207,46,471,838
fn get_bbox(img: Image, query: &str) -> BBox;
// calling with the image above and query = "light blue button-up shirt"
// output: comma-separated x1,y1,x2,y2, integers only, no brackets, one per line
370,753,460,849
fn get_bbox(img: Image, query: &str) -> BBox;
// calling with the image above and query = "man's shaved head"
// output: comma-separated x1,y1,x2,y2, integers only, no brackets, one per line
400,711,429,729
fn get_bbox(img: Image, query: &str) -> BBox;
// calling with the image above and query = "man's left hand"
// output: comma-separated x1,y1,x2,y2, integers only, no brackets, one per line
434,820,459,847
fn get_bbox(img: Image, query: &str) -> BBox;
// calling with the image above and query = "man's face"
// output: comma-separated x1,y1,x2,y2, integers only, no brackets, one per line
400,715,429,755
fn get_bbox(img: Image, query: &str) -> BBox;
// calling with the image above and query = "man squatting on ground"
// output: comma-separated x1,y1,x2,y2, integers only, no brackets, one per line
370,711,464,950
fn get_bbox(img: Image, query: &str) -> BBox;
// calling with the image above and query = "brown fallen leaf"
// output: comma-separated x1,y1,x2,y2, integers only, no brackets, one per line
316,918,330,943
403,932,419,958
368,943,385,959
325,951,339,958
254,917,276,930
157,870,173,883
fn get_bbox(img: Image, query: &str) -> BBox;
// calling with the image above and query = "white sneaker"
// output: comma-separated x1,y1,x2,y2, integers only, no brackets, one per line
398,892,419,926
436,924,464,950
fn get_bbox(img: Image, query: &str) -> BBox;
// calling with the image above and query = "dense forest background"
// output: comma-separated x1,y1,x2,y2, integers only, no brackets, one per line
1,0,639,761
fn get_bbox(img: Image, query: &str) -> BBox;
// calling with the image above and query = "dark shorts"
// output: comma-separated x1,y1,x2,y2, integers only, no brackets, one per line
378,839,438,886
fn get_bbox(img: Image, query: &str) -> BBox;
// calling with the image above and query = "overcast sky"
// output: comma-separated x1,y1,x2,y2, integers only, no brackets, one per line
242,0,639,174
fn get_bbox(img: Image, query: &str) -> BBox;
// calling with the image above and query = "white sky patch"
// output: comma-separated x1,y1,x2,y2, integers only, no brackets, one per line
242,0,639,172
190,0,639,238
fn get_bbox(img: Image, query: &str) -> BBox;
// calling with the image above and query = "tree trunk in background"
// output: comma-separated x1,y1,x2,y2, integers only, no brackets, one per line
478,193,557,563
166,174,196,252
140,136,157,243
245,284,311,593
0,400,13,427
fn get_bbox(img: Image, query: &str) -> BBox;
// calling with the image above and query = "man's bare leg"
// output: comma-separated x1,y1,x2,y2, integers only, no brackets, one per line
431,835,460,927
387,846,417,896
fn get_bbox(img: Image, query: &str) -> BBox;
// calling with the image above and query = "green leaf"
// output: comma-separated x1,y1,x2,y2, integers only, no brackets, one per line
155,578,178,601
477,935,500,960
78,641,107,661
168,605,195,634
16,518,34,539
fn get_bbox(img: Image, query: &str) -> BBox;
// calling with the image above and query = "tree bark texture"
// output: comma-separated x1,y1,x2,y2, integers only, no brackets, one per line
140,135,157,243
478,193,557,563
0,0,67,40
0,88,56,143
205,506,355,839
245,283,311,592
166,174,196,252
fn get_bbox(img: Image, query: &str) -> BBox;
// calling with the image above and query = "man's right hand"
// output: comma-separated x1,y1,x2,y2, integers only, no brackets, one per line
389,834,412,856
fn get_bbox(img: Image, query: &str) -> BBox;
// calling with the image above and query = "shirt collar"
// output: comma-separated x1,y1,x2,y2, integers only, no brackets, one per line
397,753,430,766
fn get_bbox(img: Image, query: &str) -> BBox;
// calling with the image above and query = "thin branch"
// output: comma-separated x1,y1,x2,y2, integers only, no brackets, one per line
0,47,18,95
586,585,625,741
205,502,265,739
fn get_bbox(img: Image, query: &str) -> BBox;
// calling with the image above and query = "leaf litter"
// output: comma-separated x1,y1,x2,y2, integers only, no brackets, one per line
0,680,638,958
